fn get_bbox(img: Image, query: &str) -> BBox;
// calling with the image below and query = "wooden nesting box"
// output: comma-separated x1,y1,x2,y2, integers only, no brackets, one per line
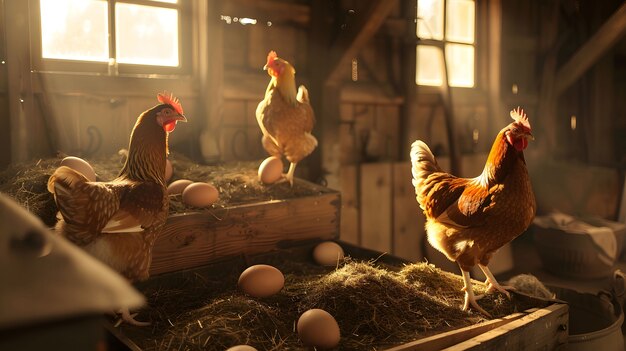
109,242,568,351
149,180,340,275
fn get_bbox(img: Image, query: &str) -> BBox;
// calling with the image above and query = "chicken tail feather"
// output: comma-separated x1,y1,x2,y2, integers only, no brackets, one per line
285,133,317,163
410,140,442,207
48,166,116,243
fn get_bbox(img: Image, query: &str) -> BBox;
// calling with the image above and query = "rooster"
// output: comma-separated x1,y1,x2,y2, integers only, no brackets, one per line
256,50,317,186
410,108,536,316
47,92,186,325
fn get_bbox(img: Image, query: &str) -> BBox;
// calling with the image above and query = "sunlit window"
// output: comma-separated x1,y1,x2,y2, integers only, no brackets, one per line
39,0,181,69
40,0,109,62
416,0,475,88
115,3,179,66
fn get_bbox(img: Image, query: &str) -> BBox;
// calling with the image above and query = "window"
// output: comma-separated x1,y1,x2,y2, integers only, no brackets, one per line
416,0,475,88
34,0,187,74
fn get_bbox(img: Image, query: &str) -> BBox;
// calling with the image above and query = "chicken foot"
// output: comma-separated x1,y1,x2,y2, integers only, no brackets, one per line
460,268,491,317
478,264,514,298
114,307,151,327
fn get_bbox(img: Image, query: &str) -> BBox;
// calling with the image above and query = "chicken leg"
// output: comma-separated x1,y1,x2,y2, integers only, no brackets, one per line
460,267,490,317
285,162,297,187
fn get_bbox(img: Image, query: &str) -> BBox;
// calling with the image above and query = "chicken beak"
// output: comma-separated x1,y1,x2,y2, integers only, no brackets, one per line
174,114,187,123
525,133,535,141
263,64,268,71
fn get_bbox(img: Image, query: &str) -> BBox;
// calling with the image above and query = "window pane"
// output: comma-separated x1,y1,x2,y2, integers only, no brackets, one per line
446,0,475,43
446,44,474,87
115,3,179,66
40,0,109,62
416,45,444,86
416,0,444,40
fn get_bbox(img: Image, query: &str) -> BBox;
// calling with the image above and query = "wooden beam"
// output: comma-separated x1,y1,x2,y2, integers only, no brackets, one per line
5,0,35,162
325,0,399,84
555,0,626,95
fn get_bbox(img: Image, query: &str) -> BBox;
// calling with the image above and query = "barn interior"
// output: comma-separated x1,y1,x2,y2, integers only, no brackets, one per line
2,0,626,350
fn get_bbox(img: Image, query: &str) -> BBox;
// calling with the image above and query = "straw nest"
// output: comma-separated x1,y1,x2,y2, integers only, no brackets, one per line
117,256,548,351
0,151,323,226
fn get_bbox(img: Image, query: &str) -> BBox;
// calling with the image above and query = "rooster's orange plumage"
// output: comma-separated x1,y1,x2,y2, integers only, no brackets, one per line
47,92,186,325
256,51,317,186
411,108,536,316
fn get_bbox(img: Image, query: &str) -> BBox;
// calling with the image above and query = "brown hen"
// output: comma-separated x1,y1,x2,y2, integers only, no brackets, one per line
411,108,536,316
256,51,317,186
47,92,186,325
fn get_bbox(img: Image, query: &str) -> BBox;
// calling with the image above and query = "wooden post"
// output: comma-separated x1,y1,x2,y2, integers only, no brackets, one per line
306,0,334,183
197,0,223,163
5,0,35,162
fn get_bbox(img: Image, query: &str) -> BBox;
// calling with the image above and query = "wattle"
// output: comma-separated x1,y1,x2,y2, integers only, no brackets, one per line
163,121,177,132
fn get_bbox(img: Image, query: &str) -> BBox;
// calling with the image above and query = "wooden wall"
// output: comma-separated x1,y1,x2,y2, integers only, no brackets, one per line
3,0,625,266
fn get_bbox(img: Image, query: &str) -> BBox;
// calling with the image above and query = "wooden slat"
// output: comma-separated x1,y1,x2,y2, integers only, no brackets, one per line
325,0,399,84
360,162,392,253
150,189,340,275
392,162,423,262
222,0,310,26
444,304,569,351
339,165,360,245
555,1,626,95
385,311,527,351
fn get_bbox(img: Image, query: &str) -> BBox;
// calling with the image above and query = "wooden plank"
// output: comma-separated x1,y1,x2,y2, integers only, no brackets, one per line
555,1,626,95
385,311,527,351
339,165,360,245
150,189,340,275
444,304,569,351
360,162,392,253
392,162,423,262
325,0,399,84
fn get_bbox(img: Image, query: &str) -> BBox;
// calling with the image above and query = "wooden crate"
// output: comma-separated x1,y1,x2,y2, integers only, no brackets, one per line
149,180,340,275
386,304,568,351
111,242,568,351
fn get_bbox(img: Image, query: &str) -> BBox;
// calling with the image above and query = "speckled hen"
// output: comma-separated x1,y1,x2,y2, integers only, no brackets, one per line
410,108,536,316
47,92,186,325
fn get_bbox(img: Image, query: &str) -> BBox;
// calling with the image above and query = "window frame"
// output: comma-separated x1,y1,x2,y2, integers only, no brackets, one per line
416,0,478,89
29,0,192,76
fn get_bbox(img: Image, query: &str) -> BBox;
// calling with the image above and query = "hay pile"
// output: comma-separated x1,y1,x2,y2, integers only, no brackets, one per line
0,152,324,226
117,256,547,351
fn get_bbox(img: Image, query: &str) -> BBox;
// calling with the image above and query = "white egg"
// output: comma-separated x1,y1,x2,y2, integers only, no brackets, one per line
238,264,284,298
258,156,283,184
59,156,96,182
297,309,341,349
167,179,193,195
181,182,219,207
313,241,345,266
226,346,258,351
165,159,173,182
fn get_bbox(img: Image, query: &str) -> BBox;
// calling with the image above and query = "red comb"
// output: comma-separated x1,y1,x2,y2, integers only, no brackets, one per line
510,107,531,130
157,91,183,115
267,50,277,65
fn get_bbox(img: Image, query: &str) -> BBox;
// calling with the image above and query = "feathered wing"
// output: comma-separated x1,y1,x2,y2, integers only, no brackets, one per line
410,141,501,229
48,167,166,242
256,84,318,163
48,167,121,244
